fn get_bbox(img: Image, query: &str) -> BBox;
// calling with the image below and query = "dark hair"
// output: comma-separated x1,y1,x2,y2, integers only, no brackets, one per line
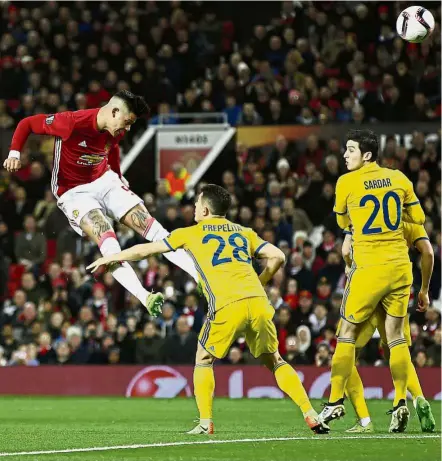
346,129,379,162
114,90,150,117
201,184,232,216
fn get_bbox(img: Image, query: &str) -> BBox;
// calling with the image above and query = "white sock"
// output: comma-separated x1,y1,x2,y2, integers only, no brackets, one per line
100,234,149,306
145,219,198,282
360,417,371,427
199,418,212,427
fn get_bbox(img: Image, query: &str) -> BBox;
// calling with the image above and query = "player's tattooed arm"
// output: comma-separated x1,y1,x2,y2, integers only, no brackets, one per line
80,209,112,243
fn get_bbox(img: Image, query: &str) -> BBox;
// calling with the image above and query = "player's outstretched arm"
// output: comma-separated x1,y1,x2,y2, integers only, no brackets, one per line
4,113,75,172
87,241,169,273
415,238,434,312
255,243,286,286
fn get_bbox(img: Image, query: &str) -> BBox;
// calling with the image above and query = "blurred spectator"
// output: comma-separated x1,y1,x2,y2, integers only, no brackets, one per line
136,322,164,364
163,316,198,364
226,346,246,365
315,343,332,367
115,323,136,364
14,215,47,271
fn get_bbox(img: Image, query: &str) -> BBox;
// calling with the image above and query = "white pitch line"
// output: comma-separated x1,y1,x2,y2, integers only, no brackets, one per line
0,435,439,457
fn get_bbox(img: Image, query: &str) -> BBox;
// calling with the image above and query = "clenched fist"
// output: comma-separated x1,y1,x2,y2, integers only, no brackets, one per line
3,156,21,172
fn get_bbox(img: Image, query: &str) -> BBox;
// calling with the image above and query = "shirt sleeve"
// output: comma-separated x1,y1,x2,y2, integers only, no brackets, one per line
163,228,189,252
247,229,268,257
402,176,425,225
333,176,349,215
10,113,76,151
402,175,420,207
403,223,429,248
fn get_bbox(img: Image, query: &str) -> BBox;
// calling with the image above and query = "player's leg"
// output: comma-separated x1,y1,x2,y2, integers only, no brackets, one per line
246,297,329,434
319,265,381,425
259,351,329,433
188,303,245,435
382,263,413,432
384,313,411,432
344,313,378,432
57,187,163,316
187,342,216,435
402,318,435,432
345,352,373,433
80,209,163,316
120,203,199,281
381,319,435,432
99,171,198,281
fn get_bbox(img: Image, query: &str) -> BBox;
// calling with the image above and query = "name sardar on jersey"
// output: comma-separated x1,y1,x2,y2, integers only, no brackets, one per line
364,178,392,190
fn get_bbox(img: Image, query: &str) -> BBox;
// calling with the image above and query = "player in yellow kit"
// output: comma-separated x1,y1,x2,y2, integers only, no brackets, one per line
341,222,435,433
318,129,426,433
88,184,330,435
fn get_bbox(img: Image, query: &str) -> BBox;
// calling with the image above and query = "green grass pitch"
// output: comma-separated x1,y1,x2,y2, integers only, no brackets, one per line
0,397,439,461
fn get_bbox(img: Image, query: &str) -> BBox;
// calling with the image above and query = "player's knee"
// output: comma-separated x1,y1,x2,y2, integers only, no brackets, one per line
385,316,405,342
338,319,358,339
260,351,283,371
195,343,215,366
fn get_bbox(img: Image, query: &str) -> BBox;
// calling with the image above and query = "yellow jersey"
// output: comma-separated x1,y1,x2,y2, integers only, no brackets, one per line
403,222,429,248
334,162,425,267
345,222,429,251
164,218,268,318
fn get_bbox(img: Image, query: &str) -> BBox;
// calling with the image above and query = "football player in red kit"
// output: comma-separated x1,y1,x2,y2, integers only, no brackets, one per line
4,90,198,317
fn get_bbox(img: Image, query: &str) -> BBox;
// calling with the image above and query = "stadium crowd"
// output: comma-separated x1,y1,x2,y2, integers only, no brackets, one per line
0,1,440,367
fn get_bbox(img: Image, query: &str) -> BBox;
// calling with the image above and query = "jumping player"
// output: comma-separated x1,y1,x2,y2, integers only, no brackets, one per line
87,184,330,435
4,90,198,316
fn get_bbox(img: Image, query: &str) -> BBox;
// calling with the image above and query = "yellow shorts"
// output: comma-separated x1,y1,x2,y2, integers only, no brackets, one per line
199,296,278,359
337,309,412,348
341,262,412,324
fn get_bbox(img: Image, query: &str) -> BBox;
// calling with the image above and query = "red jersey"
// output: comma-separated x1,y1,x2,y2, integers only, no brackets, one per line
10,109,124,198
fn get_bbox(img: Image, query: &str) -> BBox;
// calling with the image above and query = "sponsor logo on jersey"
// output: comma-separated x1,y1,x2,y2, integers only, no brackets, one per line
45,115,55,125
72,210,79,219
78,154,104,166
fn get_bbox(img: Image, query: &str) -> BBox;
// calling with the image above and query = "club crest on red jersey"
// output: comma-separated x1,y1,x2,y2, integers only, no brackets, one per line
78,154,104,166
45,115,55,125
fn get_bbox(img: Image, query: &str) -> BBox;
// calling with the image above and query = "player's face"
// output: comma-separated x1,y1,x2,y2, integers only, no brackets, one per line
344,140,365,171
194,193,203,222
110,109,137,137
194,193,208,223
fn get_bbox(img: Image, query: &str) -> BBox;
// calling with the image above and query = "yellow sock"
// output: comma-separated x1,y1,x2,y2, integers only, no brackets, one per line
345,365,370,420
407,355,423,400
274,362,312,414
193,364,215,420
330,339,355,403
388,339,410,406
